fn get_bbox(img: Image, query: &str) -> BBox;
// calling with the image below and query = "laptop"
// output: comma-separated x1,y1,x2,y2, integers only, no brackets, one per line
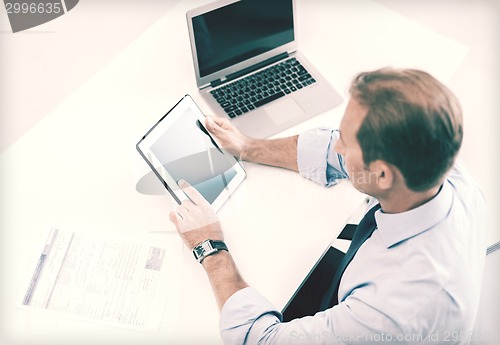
186,0,343,138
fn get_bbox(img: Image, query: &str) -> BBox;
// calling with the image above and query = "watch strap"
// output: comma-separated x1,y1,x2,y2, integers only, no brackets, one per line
210,240,228,251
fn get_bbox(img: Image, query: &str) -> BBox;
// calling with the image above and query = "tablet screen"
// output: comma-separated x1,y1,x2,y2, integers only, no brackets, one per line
137,95,245,210
147,102,238,204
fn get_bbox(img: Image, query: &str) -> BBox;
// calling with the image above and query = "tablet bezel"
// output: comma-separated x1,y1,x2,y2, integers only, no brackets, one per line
136,95,246,212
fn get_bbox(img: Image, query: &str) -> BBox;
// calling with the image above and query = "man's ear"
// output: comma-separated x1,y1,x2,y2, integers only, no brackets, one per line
369,160,394,191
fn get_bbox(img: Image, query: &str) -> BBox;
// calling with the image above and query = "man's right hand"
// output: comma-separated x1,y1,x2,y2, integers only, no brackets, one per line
205,115,299,171
205,116,254,160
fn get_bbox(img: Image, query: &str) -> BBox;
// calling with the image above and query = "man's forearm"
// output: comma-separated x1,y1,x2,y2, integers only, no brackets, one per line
242,135,298,172
202,251,249,312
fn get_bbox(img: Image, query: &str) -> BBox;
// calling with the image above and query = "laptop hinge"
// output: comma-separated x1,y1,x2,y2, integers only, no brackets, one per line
210,79,224,88
210,52,290,88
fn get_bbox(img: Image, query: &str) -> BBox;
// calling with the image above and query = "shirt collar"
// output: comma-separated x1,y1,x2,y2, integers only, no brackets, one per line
374,180,453,248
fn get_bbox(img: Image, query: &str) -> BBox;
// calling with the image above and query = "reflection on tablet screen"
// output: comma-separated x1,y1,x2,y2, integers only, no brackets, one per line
150,109,236,203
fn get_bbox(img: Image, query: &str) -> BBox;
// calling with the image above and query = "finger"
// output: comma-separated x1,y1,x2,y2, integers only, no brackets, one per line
205,116,222,134
180,199,196,212
208,115,226,126
178,180,208,206
169,211,188,235
175,204,190,219
169,211,181,227
207,116,231,132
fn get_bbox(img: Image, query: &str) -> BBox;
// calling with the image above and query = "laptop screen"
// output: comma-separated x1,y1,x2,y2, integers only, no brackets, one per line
192,0,294,78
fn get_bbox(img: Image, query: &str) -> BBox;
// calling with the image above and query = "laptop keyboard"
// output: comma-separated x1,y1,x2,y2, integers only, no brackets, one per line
210,58,316,118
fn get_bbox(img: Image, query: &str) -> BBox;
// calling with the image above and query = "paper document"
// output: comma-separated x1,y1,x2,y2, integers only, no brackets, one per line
20,228,182,331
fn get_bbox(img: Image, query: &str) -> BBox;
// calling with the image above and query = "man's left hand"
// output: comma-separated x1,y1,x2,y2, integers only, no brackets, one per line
169,180,223,249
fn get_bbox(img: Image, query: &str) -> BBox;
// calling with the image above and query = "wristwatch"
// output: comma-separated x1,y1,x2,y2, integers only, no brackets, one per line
192,239,228,263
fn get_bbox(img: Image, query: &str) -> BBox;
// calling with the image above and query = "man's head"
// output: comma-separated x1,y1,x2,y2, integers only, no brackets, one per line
335,68,463,197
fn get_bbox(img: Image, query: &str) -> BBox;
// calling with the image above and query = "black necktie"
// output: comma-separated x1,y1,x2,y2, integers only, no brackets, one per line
320,203,381,310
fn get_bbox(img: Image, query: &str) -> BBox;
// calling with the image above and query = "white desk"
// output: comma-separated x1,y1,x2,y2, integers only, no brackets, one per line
0,0,467,343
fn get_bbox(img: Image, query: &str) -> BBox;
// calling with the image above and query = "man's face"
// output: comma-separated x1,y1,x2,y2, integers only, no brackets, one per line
334,97,375,194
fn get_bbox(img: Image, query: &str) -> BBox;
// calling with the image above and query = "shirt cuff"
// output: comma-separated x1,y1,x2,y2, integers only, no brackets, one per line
220,287,282,345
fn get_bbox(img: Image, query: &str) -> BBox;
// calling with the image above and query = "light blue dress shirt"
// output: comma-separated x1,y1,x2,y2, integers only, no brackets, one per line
219,128,488,345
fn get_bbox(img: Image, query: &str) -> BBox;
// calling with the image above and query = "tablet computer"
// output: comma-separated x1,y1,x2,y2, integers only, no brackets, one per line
136,95,246,211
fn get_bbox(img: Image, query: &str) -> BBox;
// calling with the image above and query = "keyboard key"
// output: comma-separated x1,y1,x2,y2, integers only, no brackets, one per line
290,86,297,92
235,109,242,116
220,101,230,108
297,68,308,75
254,91,285,108
284,89,291,94
228,112,236,118
298,74,312,81
241,107,249,113
224,105,238,113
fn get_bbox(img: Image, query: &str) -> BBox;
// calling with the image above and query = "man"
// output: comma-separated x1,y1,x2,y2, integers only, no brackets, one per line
169,68,487,344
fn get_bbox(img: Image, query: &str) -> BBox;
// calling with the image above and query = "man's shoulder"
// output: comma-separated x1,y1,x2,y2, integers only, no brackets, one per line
446,161,485,207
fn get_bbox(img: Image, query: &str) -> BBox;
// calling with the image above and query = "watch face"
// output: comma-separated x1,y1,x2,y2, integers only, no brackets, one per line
193,246,205,259
193,240,215,261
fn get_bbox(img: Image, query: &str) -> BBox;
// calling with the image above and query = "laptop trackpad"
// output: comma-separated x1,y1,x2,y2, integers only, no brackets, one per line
265,98,305,125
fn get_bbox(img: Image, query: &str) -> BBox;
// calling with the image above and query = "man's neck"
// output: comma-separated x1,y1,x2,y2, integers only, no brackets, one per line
378,184,442,214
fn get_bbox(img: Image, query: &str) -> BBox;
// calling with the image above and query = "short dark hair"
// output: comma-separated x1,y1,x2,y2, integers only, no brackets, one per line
350,68,463,191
